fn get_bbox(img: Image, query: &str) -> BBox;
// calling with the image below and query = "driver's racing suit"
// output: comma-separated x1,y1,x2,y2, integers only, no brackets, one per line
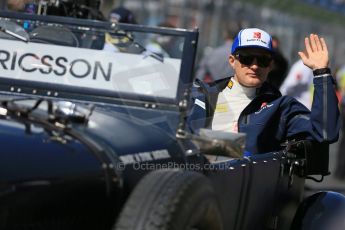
187,74,340,154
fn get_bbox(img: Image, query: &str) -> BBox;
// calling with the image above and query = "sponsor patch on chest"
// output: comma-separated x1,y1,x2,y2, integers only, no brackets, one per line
255,102,273,114
215,103,229,113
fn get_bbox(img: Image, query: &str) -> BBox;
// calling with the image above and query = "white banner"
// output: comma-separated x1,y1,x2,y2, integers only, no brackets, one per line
0,39,181,99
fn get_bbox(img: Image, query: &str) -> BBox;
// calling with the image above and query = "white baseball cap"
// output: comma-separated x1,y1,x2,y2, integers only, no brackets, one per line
231,28,273,54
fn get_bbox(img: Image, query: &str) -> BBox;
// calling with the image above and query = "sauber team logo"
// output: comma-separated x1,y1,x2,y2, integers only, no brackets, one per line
255,102,273,114
246,31,267,45
253,32,261,39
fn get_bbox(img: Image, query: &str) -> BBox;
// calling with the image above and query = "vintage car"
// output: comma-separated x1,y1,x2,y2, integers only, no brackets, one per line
0,7,344,230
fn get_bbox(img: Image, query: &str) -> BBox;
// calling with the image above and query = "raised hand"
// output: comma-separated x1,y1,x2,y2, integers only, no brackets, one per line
298,34,329,70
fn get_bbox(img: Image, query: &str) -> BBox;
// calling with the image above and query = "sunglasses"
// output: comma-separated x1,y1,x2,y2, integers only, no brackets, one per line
235,53,272,68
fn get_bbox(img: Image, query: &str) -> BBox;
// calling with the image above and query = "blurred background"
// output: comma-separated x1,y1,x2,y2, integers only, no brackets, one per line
100,0,345,71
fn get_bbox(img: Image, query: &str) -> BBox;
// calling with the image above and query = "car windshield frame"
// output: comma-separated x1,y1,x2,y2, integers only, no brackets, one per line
0,10,198,108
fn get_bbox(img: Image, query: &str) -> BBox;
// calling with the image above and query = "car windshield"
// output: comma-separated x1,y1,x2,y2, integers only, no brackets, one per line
0,12,197,105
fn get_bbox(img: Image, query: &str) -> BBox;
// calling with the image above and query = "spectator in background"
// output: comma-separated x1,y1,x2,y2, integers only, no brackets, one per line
336,65,345,98
145,21,183,59
108,6,137,24
7,0,30,11
103,6,137,52
280,59,314,109
335,65,345,179
195,29,236,83
266,35,289,89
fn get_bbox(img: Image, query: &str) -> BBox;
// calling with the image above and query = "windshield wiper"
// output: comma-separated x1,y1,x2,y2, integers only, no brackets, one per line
0,26,29,42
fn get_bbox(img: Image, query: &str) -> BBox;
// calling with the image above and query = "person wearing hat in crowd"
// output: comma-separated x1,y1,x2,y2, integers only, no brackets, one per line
108,6,137,24
187,28,340,155
103,6,137,52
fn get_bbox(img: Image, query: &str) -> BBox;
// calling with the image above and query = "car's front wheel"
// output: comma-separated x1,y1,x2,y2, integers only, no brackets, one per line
114,169,223,230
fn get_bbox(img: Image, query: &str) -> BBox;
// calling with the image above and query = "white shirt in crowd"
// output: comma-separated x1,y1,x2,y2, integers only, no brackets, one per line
212,79,256,133
280,59,314,109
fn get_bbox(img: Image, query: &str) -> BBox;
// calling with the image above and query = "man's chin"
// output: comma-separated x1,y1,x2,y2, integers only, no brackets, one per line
246,79,263,88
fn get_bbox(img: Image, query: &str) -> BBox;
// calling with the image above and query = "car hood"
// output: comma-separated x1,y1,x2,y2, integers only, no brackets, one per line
0,105,184,183
0,118,102,183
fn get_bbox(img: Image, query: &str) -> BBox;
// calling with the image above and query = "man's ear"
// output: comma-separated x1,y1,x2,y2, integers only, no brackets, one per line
229,55,235,69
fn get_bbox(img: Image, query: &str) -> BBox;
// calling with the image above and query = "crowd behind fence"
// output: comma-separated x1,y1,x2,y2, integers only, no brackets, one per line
118,0,345,71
